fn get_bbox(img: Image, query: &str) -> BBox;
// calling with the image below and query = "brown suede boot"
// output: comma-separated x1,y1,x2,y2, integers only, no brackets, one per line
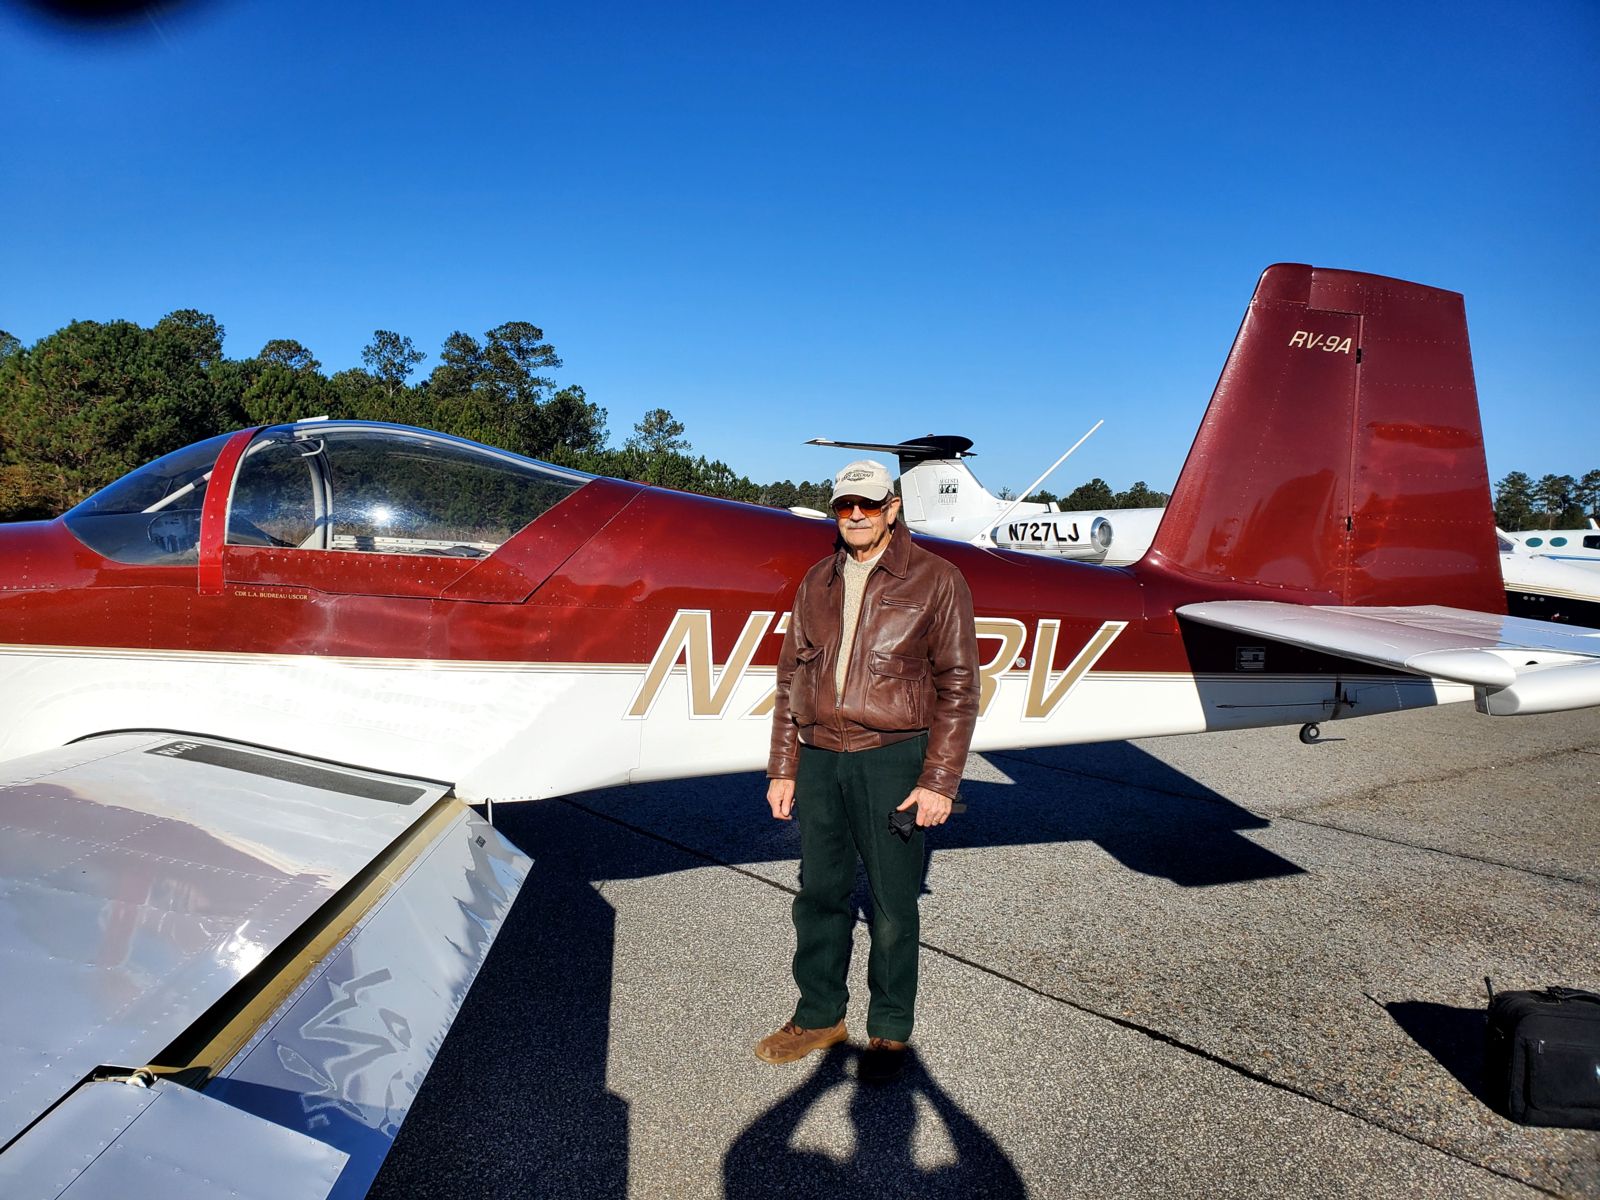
754,1019,847,1064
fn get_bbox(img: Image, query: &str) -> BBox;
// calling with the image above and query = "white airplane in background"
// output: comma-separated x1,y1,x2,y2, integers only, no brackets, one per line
806,433,1164,565
1501,519,1600,569
1498,527,1600,626
809,441,1600,631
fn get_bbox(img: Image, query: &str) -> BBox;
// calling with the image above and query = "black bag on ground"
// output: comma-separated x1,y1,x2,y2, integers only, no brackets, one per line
1484,983,1600,1128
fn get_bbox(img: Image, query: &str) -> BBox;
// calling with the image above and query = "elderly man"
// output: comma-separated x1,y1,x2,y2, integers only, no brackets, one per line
759,458,979,1083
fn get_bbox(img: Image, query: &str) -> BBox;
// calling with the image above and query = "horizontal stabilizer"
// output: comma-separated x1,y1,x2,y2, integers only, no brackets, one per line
807,435,975,461
1179,601,1600,715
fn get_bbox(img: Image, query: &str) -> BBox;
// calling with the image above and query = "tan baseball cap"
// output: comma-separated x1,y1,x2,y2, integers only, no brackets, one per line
830,459,894,504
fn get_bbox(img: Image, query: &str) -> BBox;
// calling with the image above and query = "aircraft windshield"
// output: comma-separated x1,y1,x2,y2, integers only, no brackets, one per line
227,425,590,556
63,433,233,565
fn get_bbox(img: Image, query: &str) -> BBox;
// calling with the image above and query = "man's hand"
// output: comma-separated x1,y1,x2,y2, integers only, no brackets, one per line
896,785,952,827
767,778,796,820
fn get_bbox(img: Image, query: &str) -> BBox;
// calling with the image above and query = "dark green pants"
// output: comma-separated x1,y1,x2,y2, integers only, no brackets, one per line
791,734,927,1042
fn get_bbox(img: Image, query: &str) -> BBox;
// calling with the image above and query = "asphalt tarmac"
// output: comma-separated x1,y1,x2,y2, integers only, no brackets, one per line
371,702,1600,1199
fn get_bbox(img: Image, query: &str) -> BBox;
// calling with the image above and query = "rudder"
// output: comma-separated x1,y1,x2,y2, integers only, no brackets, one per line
1144,264,1503,612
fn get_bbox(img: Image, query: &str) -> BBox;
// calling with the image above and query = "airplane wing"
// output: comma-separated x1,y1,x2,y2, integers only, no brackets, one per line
0,732,529,1200
1178,601,1600,716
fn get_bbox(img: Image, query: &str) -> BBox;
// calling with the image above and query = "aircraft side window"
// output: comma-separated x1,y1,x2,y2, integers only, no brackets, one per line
1549,536,1568,547
1585,535,1600,551
228,437,319,549
1526,537,1543,547
62,433,233,565
319,430,584,556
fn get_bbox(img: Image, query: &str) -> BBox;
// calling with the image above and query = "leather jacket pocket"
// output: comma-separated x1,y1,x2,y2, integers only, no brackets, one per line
790,644,823,724
866,649,929,730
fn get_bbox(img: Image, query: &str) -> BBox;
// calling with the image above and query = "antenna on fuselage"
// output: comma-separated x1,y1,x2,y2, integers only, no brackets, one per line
977,420,1104,547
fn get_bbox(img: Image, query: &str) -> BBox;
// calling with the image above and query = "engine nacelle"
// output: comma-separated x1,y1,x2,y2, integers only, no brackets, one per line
990,514,1114,560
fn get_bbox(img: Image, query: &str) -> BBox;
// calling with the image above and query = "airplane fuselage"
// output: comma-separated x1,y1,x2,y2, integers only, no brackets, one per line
0,473,1456,803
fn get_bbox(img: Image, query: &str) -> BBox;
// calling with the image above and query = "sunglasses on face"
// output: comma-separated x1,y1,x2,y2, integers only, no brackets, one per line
831,496,890,517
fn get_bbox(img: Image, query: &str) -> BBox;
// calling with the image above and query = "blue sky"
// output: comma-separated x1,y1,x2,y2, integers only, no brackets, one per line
3,0,1595,496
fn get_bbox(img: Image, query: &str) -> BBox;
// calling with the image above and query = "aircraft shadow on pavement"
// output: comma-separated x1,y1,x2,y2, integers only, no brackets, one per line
372,740,1299,1195
966,741,1305,887
564,738,1305,890
369,798,641,1199
723,1045,1027,1200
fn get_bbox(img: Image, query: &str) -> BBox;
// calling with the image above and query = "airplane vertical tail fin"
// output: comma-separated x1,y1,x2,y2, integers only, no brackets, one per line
898,456,999,532
1144,264,1504,611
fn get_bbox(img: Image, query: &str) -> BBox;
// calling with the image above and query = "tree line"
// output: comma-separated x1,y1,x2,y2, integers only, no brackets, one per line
1033,472,1600,529
1028,479,1169,511
54,311,1583,530
0,312,841,520
1494,471,1600,531
0,311,1178,524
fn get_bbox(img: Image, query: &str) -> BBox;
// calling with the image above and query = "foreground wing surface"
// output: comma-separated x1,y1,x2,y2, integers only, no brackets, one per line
1179,602,1600,716
0,733,529,1200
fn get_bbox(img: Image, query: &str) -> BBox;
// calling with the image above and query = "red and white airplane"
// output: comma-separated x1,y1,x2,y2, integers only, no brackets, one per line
4,263,1600,1197
6,263,1600,789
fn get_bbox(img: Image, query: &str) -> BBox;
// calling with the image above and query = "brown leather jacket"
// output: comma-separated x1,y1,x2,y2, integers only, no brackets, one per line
767,529,979,799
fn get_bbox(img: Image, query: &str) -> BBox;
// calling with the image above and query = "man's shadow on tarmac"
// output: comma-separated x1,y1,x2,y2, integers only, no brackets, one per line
724,1046,1027,1199
371,740,1298,1197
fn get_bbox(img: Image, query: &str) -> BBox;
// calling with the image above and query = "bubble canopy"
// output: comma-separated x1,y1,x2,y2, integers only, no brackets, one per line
64,422,593,566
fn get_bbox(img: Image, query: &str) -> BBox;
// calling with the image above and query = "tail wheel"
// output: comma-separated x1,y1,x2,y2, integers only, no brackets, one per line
1298,723,1322,745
